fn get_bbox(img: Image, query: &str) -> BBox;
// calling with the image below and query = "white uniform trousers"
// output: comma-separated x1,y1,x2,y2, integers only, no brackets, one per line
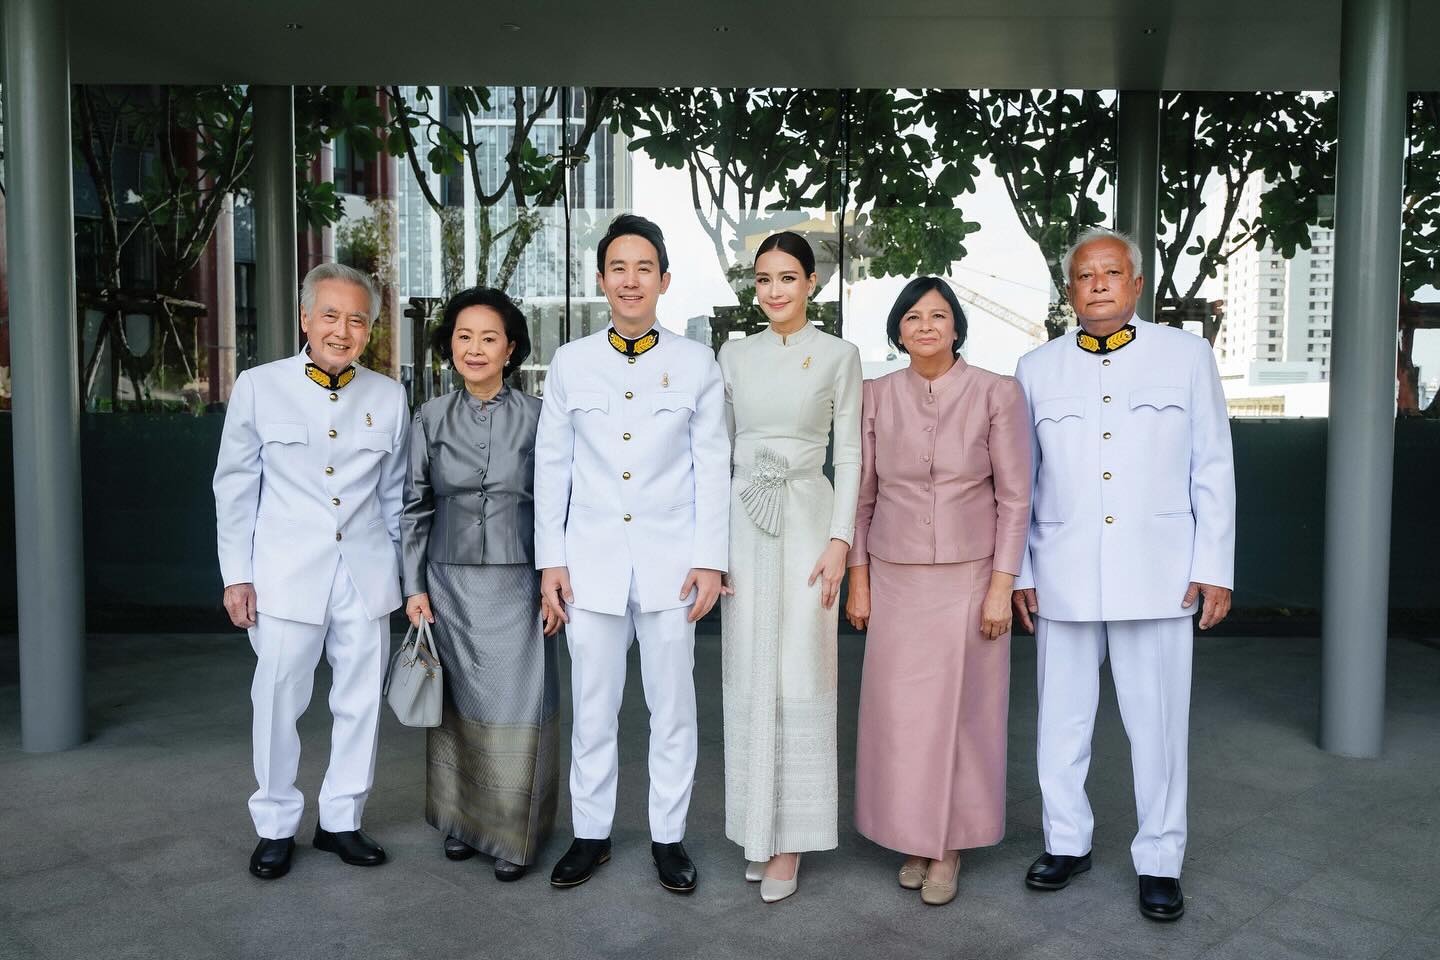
247,564,389,840
1035,615,1192,878
564,576,698,843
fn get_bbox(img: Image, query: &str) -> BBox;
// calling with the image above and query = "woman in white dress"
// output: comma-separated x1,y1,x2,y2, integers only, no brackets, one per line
719,231,863,903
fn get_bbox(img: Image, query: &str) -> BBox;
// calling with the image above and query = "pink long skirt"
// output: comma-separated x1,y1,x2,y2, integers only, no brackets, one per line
854,556,1009,859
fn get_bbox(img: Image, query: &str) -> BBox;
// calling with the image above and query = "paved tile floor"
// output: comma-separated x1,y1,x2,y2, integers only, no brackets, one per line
0,630,1437,960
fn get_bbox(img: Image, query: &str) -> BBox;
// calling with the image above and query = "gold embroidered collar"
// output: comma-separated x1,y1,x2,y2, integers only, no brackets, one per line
607,327,660,358
1076,324,1136,355
305,363,357,390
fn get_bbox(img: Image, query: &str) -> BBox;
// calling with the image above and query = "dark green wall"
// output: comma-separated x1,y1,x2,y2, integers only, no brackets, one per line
0,415,1436,629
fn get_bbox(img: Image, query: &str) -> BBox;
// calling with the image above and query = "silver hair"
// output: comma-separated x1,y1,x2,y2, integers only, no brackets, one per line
1061,227,1145,284
300,262,381,323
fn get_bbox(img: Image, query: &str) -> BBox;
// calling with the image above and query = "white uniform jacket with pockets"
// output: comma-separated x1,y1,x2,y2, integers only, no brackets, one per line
213,352,410,625
1014,319,1235,622
533,327,731,616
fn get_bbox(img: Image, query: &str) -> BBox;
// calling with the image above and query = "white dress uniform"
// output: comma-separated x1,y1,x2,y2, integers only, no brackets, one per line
1014,319,1234,879
534,326,730,843
214,351,409,840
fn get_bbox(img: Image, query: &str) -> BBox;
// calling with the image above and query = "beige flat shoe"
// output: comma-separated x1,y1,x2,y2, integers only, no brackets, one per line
898,857,929,890
760,854,800,904
921,857,960,906
745,860,766,882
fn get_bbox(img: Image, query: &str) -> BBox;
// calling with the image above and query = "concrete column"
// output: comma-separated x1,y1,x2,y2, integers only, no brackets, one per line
1321,0,1407,758
1116,91,1160,323
252,86,298,363
3,0,87,751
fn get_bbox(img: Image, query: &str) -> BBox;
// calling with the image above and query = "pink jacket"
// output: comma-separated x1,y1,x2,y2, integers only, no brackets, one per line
848,357,1032,574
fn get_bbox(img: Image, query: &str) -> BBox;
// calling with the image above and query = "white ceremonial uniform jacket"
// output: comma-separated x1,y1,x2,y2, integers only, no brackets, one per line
214,352,410,625
1014,319,1235,622
534,327,730,616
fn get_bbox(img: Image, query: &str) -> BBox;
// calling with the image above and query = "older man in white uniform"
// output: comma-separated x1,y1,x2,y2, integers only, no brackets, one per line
535,214,730,894
215,263,409,880
1012,228,1235,921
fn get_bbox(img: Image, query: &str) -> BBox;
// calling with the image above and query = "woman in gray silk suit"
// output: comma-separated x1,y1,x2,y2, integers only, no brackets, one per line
401,286,561,881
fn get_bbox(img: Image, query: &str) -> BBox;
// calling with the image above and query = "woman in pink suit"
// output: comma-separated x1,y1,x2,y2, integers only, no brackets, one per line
844,277,1031,906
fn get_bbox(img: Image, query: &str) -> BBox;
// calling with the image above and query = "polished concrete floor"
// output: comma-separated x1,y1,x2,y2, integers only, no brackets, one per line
0,629,1437,960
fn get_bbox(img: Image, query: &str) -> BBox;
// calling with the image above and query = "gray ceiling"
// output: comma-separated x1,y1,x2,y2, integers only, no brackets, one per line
65,0,1440,91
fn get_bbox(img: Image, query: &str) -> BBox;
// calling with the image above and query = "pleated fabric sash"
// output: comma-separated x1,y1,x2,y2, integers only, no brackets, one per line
734,446,821,538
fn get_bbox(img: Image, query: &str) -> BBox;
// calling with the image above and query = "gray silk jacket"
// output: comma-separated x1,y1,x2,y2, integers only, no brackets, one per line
400,386,541,595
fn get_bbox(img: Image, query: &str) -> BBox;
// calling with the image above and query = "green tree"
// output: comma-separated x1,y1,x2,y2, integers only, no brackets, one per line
1401,92,1440,416
72,85,255,409
70,84,376,410
1155,91,1334,342
1405,93,1440,299
381,85,615,298
926,89,1114,339
612,87,984,325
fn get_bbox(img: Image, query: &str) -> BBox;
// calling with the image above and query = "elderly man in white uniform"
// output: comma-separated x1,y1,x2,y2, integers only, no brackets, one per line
1012,228,1235,921
535,214,730,894
215,263,409,881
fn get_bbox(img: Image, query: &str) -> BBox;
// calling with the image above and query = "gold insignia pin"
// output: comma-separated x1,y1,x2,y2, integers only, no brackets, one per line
661,373,670,388
365,413,373,427
802,356,812,369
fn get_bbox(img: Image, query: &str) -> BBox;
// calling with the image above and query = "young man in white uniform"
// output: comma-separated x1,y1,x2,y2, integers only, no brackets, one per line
535,214,730,894
214,263,409,880
1012,228,1235,921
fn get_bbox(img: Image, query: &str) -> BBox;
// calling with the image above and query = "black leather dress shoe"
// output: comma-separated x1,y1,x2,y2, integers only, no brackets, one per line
494,858,526,882
313,827,387,866
1025,852,1092,890
652,841,697,894
444,835,476,861
550,837,611,888
1138,875,1185,921
249,837,295,879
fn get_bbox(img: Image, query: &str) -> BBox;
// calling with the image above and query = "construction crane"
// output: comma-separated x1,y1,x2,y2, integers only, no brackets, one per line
944,280,1048,342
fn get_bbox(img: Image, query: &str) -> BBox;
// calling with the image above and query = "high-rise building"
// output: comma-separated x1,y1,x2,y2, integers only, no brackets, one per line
1216,175,1334,383
381,86,631,390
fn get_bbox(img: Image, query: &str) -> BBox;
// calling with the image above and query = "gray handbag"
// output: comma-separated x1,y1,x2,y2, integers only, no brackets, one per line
384,620,443,727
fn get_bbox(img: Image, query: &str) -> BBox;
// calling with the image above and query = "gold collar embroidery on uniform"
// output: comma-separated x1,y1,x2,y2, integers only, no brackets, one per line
305,363,357,390
607,327,660,358
1075,324,1137,355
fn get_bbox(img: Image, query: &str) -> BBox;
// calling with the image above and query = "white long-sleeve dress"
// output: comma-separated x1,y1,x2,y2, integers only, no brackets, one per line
718,322,863,861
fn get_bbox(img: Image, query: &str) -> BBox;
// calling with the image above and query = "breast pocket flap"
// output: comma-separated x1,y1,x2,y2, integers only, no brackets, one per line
1033,396,1085,425
356,427,393,453
1130,387,1186,411
565,392,609,414
259,422,308,445
651,392,696,414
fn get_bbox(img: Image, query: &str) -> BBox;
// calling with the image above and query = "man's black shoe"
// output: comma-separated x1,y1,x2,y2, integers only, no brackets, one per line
550,837,611,888
1024,852,1092,890
249,837,295,879
652,841,697,894
313,827,387,866
444,835,476,861
1138,875,1184,921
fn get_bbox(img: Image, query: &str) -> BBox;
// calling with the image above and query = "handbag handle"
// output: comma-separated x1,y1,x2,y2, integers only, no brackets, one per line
384,620,440,695
414,618,439,662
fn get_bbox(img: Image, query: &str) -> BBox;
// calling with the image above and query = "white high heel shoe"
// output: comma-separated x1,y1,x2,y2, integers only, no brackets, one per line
745,860,766,882
760,854,801,903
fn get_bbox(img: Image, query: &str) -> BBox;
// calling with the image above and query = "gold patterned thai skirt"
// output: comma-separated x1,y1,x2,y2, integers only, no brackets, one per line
423,561,558,865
